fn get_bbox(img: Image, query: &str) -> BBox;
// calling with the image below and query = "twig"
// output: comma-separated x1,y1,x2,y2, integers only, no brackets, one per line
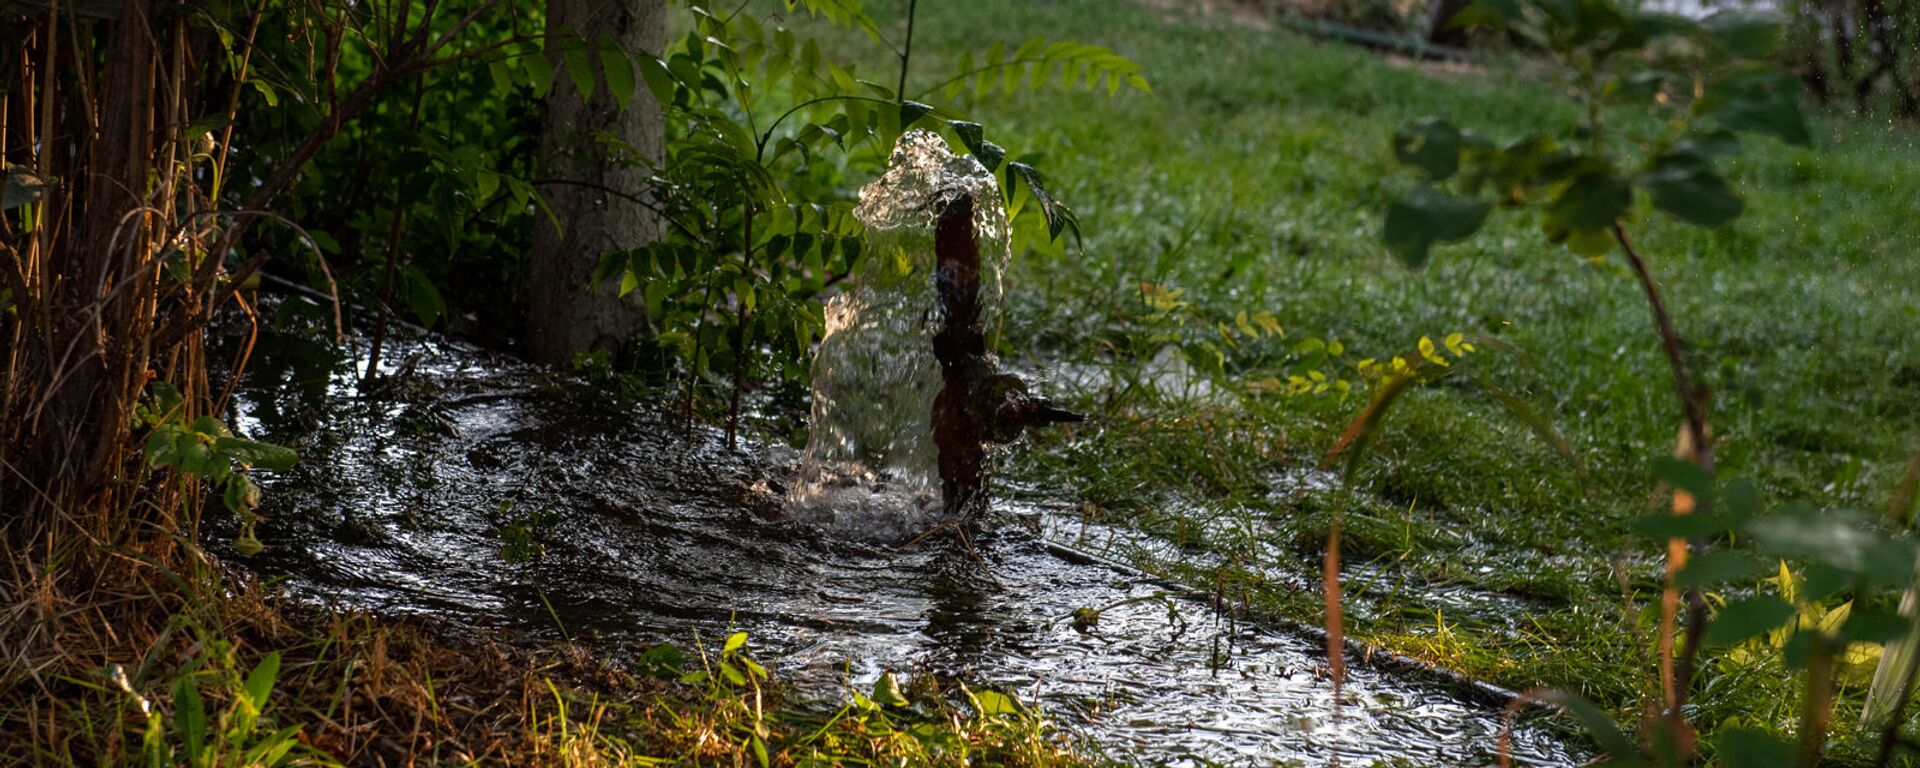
1613,221,1715,747
895,0,918,102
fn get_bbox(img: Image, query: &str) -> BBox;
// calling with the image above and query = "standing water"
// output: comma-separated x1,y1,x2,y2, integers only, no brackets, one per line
230,329,1574,766
224,131,1579,765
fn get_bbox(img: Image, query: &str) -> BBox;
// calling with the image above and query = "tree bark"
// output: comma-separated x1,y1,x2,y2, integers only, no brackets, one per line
1424,0,1471,45
524,0,666,365
3,2,167,542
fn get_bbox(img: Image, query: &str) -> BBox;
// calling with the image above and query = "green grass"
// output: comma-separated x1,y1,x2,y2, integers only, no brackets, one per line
816,0,1920,758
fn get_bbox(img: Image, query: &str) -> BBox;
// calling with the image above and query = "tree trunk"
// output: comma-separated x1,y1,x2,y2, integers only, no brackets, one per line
524,0,667,365
1424,0,1471,45
3,2,169,546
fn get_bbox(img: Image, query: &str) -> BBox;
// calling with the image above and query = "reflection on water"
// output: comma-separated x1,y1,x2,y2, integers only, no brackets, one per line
224,331,1574,766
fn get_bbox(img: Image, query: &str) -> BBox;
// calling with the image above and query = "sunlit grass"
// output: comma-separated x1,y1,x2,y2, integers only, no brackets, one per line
823,0,1920,758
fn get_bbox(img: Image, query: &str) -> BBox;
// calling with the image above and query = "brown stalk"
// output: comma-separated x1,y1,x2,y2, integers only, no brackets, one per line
1613,222,1715,755
1799,635,1837,768
1324,516,1346,706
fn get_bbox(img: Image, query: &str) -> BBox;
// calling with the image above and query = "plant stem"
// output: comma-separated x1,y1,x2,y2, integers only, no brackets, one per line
1799,635,1836,768
1324,515,1345,707
728,205,753,451
1613,221,1715,745
896,0,917,102
1874,632,1920,764
1611,224,1711,466
364,77,429,389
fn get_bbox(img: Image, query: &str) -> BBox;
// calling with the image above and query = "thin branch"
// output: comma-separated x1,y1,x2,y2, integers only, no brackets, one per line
1613,221,1716,747
913,56,1063,102
423,0,502,57
529,178,701,241
1612,223,1712,470
757,95,897,157
896,0,917,102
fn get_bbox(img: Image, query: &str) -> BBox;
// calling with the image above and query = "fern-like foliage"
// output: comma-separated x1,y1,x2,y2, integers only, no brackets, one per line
927,38,1151,103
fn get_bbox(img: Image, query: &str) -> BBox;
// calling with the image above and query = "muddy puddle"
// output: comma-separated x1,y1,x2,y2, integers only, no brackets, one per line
222,326,1577,766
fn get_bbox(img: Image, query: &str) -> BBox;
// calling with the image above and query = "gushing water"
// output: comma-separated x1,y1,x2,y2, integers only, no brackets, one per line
786,130,1014,539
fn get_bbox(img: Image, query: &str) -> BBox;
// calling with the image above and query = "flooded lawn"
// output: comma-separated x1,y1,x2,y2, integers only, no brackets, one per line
228,330,1576,766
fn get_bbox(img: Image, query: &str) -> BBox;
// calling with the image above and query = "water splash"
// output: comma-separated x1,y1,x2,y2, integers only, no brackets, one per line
786,130,1013,539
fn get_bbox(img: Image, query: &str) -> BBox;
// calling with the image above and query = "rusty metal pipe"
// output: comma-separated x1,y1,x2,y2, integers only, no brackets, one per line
930,191,1083,520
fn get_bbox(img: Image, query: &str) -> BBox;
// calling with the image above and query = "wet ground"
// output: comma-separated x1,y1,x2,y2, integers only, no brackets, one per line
224,325,1576,766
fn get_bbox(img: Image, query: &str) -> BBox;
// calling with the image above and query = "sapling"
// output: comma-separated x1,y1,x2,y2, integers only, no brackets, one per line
1378,0,1813,756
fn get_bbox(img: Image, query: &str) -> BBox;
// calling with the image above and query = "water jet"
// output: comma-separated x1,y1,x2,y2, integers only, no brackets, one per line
788,130,1080,536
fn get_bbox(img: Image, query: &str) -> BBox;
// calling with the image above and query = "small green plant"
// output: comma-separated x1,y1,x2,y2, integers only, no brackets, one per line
140,383,299,556
585,1,1147,444
1375,0,1822,754
117,644,315,767
496,500,561,564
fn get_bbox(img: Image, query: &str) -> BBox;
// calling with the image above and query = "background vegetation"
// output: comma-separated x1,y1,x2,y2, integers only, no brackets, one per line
8,0,1920,764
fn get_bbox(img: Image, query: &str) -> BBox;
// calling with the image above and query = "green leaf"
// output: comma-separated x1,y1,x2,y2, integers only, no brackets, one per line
1381,186,1491,269
1700,70,1810,145
1703,11,1784,59
1652,456,1714,500
949,120,984,151
188,415,229,438
723,631,748,654
488,57,514,95
174,675,207,760
213,437,298,471
1007,162,1076,241
180,440,216,476
1747,508,1918,586
1393,117,1463,181
525,49,555,98
251,80,279,107
970,688,1020,716
1565,227,1613,257
591,250,624,286
1675,550,1767,587
1703,595,1796,646
973,141,1007,173
145,426,184,468
1644,153,1743,228
245,652,281,710
1837,604,1909,646
750,733,769,768
1452,0,1527,31
234,527,264,557
3,166,48,210
1628,510,1727,542
241,725,303,766
565,41,596,103
1716,727,1793,768
639,643,685,676
474,170,500,203
601,44,635,111
1548,171,1631,232
899,100,934,129
947,121,1004,171
1535,690,1638,763
1723,477,1762,519
402,266,447,329
636,55,675,107
871,672,909,707
222,473,261,516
